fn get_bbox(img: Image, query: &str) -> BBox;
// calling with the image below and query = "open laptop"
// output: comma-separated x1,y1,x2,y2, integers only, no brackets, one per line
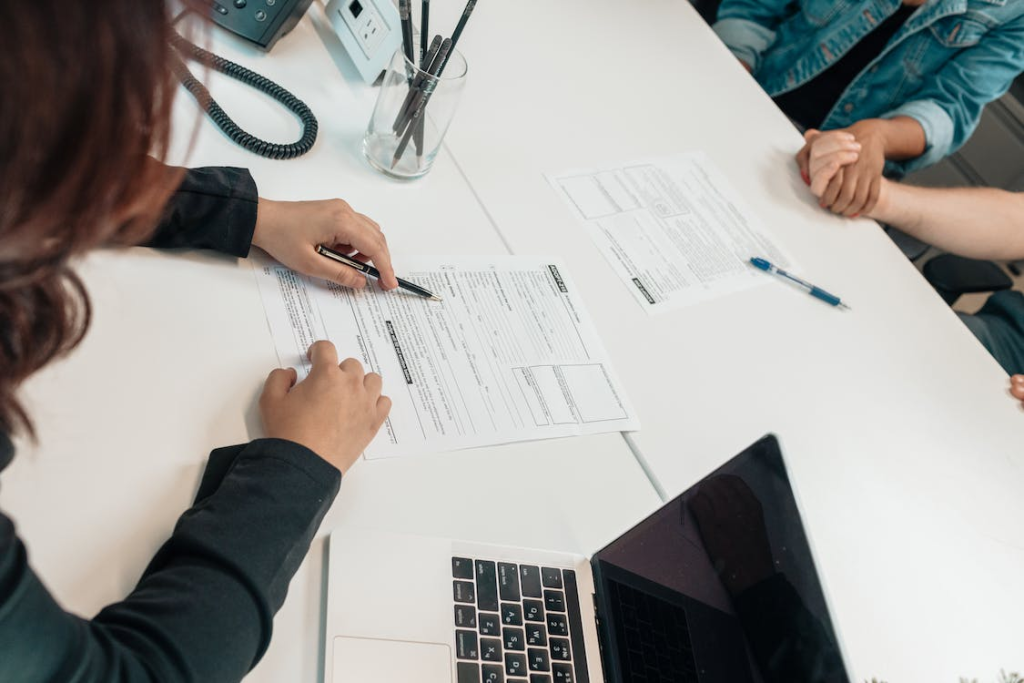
324,435,850,683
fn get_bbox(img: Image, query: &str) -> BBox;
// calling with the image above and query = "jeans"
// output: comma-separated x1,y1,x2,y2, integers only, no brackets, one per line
958,290,1024,376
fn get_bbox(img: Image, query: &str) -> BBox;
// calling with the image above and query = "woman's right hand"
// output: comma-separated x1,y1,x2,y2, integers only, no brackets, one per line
259,341,392,474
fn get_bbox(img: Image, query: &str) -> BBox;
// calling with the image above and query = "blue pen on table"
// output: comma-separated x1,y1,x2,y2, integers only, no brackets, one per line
749,257,851,310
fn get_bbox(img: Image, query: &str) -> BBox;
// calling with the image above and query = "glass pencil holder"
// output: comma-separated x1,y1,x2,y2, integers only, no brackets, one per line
363,47,468,180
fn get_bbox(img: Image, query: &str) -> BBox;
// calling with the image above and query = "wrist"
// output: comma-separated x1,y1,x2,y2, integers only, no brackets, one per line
253,197,282,251
867,178,893,221
850,118,891,154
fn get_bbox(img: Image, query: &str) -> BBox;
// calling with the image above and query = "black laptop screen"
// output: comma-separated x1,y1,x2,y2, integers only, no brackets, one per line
591,435,849,683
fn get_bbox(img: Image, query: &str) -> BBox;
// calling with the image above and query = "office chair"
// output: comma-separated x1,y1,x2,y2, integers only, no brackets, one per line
922,254,1014,306
689,0,722,23
886,225,931,261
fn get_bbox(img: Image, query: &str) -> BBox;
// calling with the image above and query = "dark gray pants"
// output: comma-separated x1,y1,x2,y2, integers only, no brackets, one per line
959,290,1024,376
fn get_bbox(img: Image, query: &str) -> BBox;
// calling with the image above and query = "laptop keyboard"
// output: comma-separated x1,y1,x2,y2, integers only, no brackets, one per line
452,557,590,683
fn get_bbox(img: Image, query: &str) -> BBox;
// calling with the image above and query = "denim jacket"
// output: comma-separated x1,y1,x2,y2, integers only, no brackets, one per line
714,0,1024,173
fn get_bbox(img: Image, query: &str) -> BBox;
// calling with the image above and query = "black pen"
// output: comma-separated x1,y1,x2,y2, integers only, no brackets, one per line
316,245,442,301
399,0,414,63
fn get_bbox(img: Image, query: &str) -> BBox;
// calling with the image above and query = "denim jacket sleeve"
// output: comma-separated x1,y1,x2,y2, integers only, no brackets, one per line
712,0,799,71
883,16,1024,175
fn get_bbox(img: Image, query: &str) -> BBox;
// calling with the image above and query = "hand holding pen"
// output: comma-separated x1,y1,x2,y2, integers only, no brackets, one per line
317,245,442,301
252,197,398,291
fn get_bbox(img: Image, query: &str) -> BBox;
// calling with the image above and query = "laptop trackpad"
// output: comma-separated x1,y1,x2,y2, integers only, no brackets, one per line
333,636,451,682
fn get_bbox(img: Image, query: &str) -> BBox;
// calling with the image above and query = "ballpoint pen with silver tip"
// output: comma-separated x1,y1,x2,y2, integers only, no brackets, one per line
317,245,442,301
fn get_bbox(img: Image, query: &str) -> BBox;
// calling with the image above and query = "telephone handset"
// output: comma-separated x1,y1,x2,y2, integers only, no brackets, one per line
172,1,319,159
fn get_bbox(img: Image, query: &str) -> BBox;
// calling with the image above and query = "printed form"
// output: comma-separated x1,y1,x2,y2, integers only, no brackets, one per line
550,152,792,314
254,256,638,459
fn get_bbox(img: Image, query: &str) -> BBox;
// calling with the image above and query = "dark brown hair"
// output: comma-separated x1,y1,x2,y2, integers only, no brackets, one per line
0,3,195,436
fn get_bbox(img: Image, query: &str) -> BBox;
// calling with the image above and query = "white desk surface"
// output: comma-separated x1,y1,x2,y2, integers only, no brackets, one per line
0,10,659,683
432,0,1024,680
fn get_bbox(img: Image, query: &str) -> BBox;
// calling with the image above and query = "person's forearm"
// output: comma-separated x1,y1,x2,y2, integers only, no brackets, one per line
713,0,792,73
0,440,339,683
147,166,258,257
870,182,1024,260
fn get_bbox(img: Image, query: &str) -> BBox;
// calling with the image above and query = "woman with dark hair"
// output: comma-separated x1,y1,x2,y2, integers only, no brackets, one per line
1,3,396,681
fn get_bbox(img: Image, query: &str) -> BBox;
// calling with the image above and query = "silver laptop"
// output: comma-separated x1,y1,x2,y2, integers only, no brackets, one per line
324,435,850,683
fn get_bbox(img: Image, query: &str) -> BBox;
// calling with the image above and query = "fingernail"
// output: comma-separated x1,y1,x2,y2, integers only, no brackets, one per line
851,213,860,218
801,170,810,185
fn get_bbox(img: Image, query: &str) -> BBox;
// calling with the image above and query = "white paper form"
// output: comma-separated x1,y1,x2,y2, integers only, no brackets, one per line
549,152,792,314
254,256,639,459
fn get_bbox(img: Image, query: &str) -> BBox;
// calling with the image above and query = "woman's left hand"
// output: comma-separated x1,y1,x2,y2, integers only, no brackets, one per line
252,198,399,291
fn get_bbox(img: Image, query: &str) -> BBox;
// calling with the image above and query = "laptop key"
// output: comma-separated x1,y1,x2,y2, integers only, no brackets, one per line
457,630,480,660
503,626,525,651
528,648,551,672
544,590,565,613
505,653,527,677
453,557,475,580
549,637,571,661
482,664,505,683
498,562,522,601
526,623,547,646
541,567,563,589
455,604,477,628
501,602,524,625
457,661,481,683
481,637,503,662
530,676,552,683
520,565,543,598
476,561,499,612
552,663,575,682
454,581,476,604
547,614,568,636
523,599,544,622
479,612,501,636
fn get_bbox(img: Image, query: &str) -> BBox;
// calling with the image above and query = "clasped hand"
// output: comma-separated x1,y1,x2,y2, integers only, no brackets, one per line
253,197,400,291
797,121,888,218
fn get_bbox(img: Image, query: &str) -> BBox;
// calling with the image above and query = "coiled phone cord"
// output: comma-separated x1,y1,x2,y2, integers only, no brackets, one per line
170,32,318,160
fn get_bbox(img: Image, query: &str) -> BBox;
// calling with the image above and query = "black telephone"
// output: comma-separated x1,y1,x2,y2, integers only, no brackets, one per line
205,0,314,51
171,1,319,159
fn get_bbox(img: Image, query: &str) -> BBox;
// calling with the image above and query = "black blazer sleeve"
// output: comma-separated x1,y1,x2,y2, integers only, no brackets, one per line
146,166,260,258
0,437,340,683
